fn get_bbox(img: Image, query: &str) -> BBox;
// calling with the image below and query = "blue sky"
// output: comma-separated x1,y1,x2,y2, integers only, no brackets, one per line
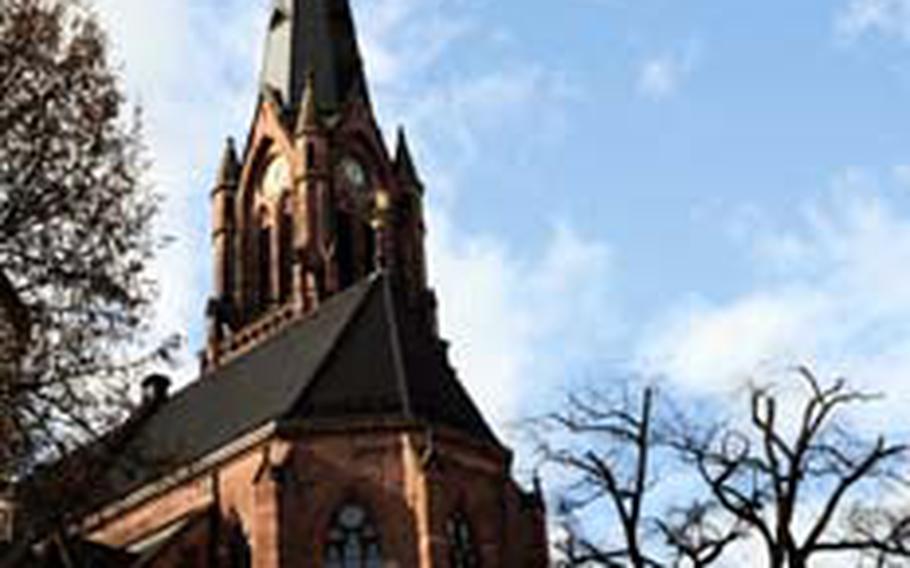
93,0,910,444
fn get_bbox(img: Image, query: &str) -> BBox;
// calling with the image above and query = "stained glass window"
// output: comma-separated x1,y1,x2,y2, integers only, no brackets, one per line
324,503,382,568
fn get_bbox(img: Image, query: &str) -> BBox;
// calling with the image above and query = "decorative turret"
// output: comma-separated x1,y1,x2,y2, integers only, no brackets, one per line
391,127,434,332
207,138,240,361
394,127,422,192
293,70,330,314
295,71,321,137
216,137,241,187
211,137,239,301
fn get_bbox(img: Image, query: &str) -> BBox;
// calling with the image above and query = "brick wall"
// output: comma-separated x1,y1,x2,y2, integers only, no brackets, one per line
88,427,548,567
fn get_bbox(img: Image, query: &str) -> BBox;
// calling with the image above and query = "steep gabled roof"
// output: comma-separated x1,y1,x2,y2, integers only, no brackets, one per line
292,276,497,443
116,277,374,478
81,273,499,511
260,0,367,116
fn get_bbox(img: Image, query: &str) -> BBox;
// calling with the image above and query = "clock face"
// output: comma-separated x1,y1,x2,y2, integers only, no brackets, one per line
262,157,290,200
339,156,368,190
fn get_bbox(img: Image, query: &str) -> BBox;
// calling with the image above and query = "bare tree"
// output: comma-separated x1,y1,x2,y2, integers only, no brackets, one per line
535,386,742,567
672,368,910,568
0,0,169,480
537,369,910,567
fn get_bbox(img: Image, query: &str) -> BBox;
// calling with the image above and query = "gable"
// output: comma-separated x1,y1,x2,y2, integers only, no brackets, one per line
289,275,501,445
41,273,499,520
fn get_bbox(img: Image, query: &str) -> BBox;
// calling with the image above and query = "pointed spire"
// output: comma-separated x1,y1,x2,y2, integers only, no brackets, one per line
259,0,368,114
295,70,321,135
394,127,421,190
216,137,241,187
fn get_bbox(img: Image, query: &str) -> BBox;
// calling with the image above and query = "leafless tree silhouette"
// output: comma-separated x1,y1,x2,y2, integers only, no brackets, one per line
537,369,910,567
535,386,743,567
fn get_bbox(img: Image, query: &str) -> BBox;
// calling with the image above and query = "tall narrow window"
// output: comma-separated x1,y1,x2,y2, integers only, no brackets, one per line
306,142,315,168
222,194,235,294
335,211,355,289
257,225,272,309
279,209,293,301
324,503,382,568
447,513,479,568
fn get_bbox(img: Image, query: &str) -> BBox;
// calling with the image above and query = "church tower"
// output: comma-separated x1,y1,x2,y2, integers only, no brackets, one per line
55,1,550,566
204,0,434,370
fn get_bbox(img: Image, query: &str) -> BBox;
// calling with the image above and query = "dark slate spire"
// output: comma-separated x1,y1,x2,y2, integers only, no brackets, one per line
216,137,241,186
394,127,422,189
260,0,367,116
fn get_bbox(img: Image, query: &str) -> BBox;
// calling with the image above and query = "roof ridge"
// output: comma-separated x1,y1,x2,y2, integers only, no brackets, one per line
380,274,414,420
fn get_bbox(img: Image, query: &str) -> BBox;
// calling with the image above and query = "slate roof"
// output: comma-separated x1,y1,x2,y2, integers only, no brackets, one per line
260,0,366,115
87,273,499,510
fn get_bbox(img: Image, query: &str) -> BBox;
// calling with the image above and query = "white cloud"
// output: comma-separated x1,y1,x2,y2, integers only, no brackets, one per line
640,290,826,394
430,213,614,429
638,169,910,428
836,0,910,43
93,0,268,382
637,43,700,101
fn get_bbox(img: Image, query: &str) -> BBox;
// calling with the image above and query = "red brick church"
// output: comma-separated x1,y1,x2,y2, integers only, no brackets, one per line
5,0,550,565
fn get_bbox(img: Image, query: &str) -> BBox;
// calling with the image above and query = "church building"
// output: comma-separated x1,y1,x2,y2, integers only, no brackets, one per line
8,0,550,565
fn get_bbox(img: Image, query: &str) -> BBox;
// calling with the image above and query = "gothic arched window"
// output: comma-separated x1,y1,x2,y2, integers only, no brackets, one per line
257,224,272,308
447,512,479,568
324,503,382,568
278,206,294,302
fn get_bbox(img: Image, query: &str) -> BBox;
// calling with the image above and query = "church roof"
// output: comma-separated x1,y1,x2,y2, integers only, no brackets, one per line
83,274,500,511
260,0,367,116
